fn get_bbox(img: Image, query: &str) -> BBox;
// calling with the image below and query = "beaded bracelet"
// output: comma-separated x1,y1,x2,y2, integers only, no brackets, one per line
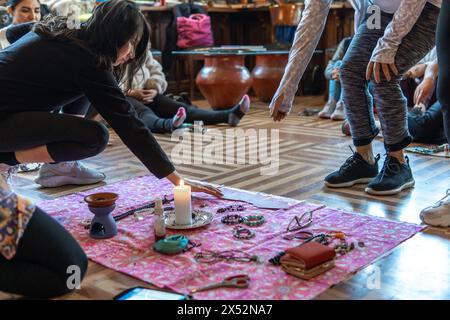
217,205,245,214
233,226,255,240
242,215,265,227
221,214,243,225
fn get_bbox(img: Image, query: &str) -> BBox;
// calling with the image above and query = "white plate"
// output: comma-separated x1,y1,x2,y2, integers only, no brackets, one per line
165,210,214,230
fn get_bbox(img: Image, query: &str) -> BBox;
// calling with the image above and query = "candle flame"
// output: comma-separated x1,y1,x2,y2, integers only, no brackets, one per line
180,179,184,187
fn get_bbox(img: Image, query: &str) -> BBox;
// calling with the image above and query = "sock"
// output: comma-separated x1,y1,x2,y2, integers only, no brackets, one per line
0,153,20,166
228,94,250,127
365,155,375,165
172,107,186,129
359,153,375,165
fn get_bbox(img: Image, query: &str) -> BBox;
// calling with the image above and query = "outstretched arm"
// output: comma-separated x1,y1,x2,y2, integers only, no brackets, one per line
270,0,333,120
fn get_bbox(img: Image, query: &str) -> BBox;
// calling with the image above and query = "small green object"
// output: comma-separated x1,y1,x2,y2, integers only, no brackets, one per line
153,234,189,255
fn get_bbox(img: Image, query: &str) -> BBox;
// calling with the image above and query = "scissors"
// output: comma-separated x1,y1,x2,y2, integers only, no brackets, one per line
190,275,250,294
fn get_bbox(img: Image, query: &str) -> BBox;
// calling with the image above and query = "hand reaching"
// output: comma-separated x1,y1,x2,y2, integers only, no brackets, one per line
270,93,288,122
184,178,223,198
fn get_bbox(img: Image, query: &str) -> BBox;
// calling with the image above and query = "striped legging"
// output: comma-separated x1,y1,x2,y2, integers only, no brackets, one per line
340,3,439,151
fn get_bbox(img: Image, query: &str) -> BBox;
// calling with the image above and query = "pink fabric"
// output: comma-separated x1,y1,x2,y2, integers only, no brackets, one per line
176,14,214,49
37,175,424,300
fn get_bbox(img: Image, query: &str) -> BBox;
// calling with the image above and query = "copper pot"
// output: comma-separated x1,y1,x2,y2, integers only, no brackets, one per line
196,55,252,110
269,4,303,26
84,192,119,208
252,54,288,103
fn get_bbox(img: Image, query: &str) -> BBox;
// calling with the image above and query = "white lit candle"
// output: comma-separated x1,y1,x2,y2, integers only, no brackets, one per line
174,180,192,225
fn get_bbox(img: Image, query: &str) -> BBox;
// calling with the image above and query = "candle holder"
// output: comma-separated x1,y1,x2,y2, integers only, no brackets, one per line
84,192,119,239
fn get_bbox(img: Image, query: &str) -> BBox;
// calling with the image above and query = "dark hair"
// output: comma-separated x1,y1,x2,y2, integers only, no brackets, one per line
33,0,150,91
7,0,40,10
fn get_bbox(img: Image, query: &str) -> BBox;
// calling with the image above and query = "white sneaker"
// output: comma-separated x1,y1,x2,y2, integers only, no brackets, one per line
318,100,337,119
331,100,346,120
34,161,106,188
420,189,450,227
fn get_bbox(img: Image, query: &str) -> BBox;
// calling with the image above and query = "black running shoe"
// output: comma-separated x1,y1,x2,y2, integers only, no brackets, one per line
365,156,415,196
324,151,380,188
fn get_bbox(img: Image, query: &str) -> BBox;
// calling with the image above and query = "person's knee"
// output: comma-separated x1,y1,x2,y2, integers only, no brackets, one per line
86,121,109,156
50,247,88,298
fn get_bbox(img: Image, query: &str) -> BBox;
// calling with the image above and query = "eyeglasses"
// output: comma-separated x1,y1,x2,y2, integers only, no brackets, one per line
285,205,326,233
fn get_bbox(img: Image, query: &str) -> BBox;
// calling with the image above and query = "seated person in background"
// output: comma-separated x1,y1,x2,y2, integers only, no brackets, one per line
401,47,438,109
318,36,352,120
404,51,447,144
0,173,88,298
0,0,41,49
124,50,251,134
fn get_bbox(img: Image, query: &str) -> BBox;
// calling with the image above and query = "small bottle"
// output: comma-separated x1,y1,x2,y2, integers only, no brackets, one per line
154,198,166,241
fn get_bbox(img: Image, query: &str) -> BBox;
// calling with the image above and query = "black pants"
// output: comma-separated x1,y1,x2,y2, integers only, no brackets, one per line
129,94,230,133
61,97,91,116
0,112,109,165
408,102,447,144
0,207,88,298
437,0,450,144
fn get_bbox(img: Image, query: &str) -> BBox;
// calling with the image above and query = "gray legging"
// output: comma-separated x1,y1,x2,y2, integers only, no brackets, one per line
340,3,439,151
0,207,88,298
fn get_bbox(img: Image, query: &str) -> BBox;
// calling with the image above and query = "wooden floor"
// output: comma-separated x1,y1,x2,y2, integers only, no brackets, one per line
2,96,450,300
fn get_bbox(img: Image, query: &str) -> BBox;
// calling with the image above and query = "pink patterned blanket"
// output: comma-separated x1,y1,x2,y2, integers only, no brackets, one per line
37,175,424,300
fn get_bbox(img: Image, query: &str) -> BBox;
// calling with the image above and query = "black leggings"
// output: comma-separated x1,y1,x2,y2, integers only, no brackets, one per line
0,112,109,165
61,97,91,116
0,207,88,298
129,94,231,133
437,0,450,144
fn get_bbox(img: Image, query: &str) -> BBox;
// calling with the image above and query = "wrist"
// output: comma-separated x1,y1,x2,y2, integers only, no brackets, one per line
166,171,182,186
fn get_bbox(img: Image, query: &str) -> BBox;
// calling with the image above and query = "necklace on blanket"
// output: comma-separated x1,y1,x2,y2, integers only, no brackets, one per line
194,249,262,264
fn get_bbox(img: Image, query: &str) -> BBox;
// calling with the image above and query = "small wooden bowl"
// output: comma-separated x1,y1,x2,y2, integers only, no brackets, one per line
84,192,119,207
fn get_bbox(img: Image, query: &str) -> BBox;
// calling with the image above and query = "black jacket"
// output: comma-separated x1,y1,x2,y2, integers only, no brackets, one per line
0,25,175,179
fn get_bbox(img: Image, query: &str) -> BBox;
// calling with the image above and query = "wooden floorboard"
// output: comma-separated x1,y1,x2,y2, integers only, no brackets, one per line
2,96,449,300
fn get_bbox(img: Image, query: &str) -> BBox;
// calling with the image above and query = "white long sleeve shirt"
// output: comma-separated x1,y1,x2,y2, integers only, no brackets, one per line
270,0,441,114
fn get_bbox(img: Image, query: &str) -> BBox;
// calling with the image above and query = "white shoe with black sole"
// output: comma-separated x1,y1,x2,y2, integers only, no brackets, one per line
365,156,415,196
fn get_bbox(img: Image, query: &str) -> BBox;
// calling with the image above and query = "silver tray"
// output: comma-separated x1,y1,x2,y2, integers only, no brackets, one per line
164,210,214,230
